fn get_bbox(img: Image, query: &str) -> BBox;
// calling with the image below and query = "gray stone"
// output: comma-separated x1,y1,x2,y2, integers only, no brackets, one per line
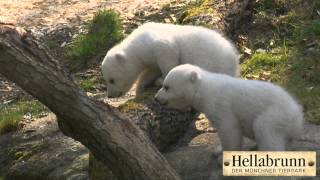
1,113,319,180
0,114,89,180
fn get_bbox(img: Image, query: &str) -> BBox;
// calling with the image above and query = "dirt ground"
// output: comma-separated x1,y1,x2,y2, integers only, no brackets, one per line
0,0,186,105
0,0,244,106
0,0,175,28
1,1,320,179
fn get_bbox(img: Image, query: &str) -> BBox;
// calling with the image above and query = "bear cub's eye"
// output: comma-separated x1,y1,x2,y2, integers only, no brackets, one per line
109,79,115,84
163,85,169,91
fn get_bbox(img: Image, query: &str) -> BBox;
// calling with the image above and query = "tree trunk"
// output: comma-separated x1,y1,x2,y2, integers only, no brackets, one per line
0,24,180,180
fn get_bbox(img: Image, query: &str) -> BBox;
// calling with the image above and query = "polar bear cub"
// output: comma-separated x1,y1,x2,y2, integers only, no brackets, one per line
155,64,303,151
101,22,239,98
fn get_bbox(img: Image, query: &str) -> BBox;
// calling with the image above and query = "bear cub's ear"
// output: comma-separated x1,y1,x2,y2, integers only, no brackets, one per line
190,71,199,83
115,51,126,64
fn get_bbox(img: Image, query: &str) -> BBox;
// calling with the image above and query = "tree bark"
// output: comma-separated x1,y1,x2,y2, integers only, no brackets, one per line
0,24,180,180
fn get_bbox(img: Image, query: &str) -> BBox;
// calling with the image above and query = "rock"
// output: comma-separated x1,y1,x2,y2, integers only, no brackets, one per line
189,132,220,147
89,153,117,180
164,18,171,23
288,122,320,151
60,41,67,47
118,89,198,151
0,114,89,180
164,121,320,180
165,145,219,180
243,46,252,55
195,118,211,132
256,48,266,53
303,47,316,55
1,102,319,180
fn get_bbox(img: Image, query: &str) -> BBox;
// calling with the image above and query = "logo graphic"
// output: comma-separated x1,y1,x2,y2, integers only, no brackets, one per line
223,151,316,176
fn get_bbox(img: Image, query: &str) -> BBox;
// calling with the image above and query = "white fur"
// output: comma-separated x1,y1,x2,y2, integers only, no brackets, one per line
101,22,239,98
155,64,304,151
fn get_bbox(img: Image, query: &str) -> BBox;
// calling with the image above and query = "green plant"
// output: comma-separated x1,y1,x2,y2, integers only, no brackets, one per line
66,9,123,66
241,52,289,84
290,20,320,83
178,0,216,25
255,0,300,12
286,76,320,124
80,77,97,91
286,21,320,123
0,100,47,134
241,0,320,124
301,20,320,38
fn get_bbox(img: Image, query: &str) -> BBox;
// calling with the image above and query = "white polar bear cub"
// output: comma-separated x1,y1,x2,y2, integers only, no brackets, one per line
101,22,239,98
155,64,303,151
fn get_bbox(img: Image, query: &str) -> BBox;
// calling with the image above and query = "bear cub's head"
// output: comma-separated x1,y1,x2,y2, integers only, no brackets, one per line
101,50,137,98
155,64,201,110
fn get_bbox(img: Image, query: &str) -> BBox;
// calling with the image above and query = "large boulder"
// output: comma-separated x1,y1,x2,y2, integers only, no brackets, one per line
1,110,319,180
0,114,89,180
117,89,198,151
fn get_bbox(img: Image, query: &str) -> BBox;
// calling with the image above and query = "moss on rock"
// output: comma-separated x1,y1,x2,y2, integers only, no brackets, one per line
118,87,198,151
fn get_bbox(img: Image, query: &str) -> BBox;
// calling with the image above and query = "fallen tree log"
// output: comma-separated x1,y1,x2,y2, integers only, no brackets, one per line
0,24,180,180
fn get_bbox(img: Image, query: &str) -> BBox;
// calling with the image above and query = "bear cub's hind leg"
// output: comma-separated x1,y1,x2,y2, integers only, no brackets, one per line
253,110,287,151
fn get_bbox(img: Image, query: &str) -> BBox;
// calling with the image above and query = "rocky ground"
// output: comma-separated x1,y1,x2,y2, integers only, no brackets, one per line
0,114,89,179
0,0,320,179
0,0,177,105
1,112,319,179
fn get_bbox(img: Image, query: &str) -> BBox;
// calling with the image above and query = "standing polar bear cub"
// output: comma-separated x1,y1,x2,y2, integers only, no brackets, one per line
101,22,239,98
155,64,303,151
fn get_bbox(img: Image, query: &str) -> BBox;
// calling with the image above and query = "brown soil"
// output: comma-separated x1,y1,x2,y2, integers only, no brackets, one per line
0,0,182,106
0,0,174,29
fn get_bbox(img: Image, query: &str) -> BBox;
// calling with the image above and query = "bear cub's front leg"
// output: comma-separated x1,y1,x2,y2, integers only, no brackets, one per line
136,68,162,97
